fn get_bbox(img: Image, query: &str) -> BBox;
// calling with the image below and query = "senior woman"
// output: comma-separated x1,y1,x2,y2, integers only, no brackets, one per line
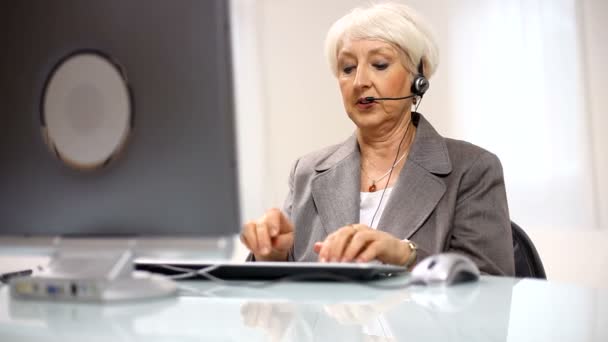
241,3,514,275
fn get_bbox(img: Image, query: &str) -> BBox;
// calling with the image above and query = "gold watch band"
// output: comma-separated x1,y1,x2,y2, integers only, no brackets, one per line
403,240,417,267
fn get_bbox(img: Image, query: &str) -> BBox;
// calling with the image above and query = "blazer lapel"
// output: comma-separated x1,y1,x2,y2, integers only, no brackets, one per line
311,135,360,234
377,161,446,239
310,113,452,238
377,113,452,239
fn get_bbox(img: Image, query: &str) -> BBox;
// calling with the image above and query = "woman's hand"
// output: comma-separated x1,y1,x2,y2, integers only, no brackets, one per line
313,224,411,265
241,208,294,261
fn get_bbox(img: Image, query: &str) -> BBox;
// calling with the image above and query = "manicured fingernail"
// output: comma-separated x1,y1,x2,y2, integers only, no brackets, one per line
261,247,269,255
320,257,326,262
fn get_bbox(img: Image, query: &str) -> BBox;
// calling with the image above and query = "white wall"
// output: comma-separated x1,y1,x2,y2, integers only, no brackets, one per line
583,0,608,232
232,0,608,288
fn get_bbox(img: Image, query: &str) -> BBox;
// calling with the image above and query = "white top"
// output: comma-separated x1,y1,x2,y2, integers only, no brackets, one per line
360,188,394,229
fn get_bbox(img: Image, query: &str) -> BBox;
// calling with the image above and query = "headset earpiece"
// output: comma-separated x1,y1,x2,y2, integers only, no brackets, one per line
411,75,429,96
410,61,429,97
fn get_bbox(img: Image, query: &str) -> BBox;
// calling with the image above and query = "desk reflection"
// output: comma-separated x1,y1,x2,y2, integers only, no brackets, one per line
240,302,311,342
5,295,179,342
7,277,586,342
238,279,510,341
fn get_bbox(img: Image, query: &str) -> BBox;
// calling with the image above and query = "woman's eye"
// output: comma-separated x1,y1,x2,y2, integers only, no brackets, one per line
342,65,355,74
373,63,388,70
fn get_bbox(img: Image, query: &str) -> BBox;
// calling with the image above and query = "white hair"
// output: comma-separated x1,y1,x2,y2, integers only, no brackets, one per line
324,2,439,79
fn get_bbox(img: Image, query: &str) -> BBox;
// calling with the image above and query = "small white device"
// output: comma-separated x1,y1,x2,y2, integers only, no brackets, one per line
10,248,177,302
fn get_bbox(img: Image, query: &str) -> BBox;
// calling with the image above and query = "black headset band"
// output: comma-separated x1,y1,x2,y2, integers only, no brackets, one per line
418,60,424,77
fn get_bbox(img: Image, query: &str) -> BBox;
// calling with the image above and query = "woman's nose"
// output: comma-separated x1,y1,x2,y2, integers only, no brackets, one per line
353,66,371,90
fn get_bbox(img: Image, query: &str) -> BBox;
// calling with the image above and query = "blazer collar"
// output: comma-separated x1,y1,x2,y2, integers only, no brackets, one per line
311,113,452,236
405,112,452,175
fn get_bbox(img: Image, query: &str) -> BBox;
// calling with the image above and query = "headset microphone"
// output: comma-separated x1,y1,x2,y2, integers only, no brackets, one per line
363,94,416,103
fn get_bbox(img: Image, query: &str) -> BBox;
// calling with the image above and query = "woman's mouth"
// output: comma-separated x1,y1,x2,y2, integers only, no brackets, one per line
356,97,376,109
357,97,375,104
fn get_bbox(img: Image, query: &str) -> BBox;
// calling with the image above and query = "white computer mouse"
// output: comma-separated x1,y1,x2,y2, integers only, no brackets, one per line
409,253,480,286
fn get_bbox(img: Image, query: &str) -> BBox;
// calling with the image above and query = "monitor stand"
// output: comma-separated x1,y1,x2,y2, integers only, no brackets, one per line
9,247,177,302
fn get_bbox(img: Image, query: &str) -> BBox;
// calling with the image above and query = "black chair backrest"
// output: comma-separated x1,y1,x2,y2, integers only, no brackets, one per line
512,221,546,279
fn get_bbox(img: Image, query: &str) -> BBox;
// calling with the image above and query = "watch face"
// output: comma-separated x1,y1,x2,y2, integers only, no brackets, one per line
405,240,417,266
41,51,132,170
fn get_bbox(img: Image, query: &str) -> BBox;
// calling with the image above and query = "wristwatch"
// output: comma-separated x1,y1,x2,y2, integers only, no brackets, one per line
403,239,418,267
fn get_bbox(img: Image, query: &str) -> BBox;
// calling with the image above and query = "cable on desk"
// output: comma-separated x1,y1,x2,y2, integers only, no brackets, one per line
0,269,33,285
163,264,223,281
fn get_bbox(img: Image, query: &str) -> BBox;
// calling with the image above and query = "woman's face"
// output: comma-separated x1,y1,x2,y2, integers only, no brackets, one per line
337,39,413,131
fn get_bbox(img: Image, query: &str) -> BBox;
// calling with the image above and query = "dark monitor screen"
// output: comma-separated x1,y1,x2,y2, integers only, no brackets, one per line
0,0,240,238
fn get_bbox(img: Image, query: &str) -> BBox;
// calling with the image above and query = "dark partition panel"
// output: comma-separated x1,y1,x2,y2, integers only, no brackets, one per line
0,0,240,237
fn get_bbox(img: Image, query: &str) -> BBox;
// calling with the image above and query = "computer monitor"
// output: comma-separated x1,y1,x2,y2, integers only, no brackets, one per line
0,0,240,300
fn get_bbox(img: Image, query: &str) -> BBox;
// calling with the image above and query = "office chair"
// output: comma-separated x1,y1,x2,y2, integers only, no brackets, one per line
511,221,547,279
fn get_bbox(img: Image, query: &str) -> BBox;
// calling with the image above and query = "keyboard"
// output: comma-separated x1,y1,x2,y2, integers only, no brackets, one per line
135,259,408,281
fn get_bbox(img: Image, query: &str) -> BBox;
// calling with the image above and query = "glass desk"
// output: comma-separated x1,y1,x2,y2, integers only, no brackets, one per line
1,275,606,341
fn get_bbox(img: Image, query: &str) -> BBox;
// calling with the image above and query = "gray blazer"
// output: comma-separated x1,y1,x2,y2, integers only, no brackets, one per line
283,113,515,276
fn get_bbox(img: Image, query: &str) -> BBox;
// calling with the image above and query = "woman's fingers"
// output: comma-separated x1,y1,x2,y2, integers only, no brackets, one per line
316,226,400,263
241,221,257,252
244,216,404,264
265,208,294,236
262,210,279,237
341,230,374,262
327,226,358,262
313,242,323,254
318,224,372,262
318,234,334,262
272,232,294,252
255,219,272,256
240,218,272,257
265,208,295,254
355,240,382,262
241,208,296,261
245,215,402,264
